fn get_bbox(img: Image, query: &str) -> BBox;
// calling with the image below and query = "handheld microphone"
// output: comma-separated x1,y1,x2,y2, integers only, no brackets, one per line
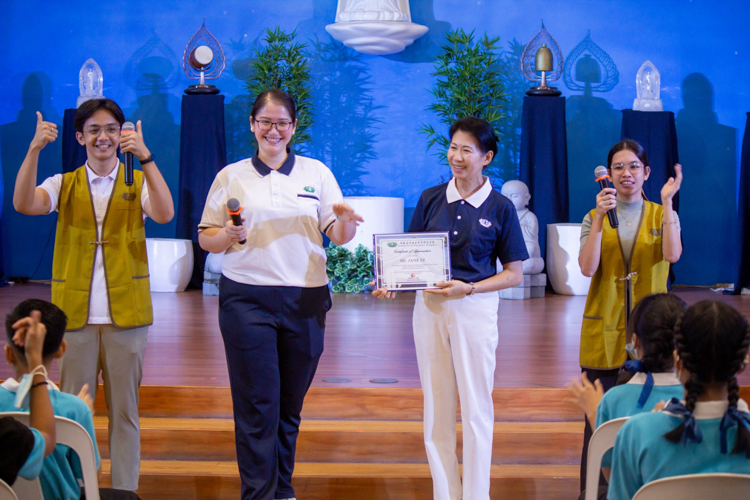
594,165,618,228
226,198,247,245
121,121,136,186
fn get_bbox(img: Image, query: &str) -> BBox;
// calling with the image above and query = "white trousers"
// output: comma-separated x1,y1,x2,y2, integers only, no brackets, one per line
413,290,499,500
59,324,148,491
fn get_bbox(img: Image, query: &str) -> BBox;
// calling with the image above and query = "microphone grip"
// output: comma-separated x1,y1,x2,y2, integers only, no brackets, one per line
229,213,247,245
125,153,134,186
597,179,618,228
607,207,619,228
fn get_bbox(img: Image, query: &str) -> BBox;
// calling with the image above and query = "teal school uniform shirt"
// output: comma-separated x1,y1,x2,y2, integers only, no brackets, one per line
18,427,46,480
608,399,750,500
0,380,101,500
595,372,684,467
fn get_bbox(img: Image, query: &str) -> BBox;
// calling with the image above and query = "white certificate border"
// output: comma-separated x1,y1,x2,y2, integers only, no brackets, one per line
373,232,451,291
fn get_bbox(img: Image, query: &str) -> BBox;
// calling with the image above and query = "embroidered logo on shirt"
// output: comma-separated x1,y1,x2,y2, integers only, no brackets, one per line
479,218,492,228
650,228,663,236
304,186,315,193
122,193,136,201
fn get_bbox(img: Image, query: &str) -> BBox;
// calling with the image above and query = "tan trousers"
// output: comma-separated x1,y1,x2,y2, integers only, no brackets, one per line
59,324,148,491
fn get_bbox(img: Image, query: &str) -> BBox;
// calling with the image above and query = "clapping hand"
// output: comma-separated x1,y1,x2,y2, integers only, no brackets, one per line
661,164,683,204
565,372,604,425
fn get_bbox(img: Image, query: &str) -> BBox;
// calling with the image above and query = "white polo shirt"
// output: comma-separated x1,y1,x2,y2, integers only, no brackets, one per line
198,153,343,288
39,160,150,324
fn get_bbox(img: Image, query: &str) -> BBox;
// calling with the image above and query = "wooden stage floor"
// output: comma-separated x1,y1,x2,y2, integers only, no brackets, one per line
1,284,749,389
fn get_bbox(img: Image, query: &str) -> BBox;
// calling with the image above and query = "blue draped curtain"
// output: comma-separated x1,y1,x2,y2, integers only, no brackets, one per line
519,95,569,261
175,94,227,289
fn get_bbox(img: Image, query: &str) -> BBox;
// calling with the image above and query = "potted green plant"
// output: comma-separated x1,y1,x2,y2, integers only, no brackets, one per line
420,28,508,181
246,27,314,154
325,244,374,293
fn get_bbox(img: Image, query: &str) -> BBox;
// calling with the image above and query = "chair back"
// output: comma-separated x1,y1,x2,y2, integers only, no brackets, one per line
0,479,18,500
584,417,629,500
632,473,750,500
3,412,100,500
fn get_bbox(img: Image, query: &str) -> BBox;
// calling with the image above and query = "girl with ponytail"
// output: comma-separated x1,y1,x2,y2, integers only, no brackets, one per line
608,300,750,500
568,293,686,497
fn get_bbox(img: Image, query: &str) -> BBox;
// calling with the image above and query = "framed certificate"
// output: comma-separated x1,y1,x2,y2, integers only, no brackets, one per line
373,232,452,291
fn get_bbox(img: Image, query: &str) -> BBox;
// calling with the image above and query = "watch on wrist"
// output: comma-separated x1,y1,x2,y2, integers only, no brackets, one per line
140,154,155,165
468,282,476,295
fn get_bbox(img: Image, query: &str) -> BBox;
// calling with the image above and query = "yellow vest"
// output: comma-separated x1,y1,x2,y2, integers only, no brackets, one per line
51,164,153,331
579,200,669,369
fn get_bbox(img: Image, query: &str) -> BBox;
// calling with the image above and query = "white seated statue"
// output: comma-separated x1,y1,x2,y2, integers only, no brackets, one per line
336,0,409,22
501,180,545,275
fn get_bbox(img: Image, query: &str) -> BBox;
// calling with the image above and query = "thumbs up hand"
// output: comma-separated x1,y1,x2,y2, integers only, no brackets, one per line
30,111,58,152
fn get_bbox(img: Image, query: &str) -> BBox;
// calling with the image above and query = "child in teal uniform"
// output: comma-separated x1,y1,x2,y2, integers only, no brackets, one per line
568,293,687,499
608,300,750,500
1,299,100,500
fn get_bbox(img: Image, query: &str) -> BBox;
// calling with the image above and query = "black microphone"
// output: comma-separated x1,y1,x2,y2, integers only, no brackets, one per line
121,121,135,186
595,165,618,228
226,198,247,245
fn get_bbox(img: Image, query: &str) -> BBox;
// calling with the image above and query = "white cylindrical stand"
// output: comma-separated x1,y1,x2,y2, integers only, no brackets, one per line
546,223,591,296
146,238,194,292
341,197,404,252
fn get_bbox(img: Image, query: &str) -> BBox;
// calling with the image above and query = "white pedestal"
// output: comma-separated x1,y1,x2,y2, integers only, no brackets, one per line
203,252,224,296
341,196,404,252
498,274,547,300
146,238,194,293
546,223,591,296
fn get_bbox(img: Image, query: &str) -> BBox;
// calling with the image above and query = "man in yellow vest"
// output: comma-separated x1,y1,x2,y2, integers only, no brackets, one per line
13,99,174,492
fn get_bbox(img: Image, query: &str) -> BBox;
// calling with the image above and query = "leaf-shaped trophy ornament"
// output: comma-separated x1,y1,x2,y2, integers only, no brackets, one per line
563,30,619,95
183,20,225,94
123,32,181,92
77,58,104,107
521,21,563,96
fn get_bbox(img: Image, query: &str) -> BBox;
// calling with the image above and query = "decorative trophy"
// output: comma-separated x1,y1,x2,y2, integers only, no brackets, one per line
183,21,225,95
521,22,563,96
77,58,104,107
633,60,663,111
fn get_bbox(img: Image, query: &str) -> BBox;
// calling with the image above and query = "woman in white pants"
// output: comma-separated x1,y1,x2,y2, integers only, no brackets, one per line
374,117,528,499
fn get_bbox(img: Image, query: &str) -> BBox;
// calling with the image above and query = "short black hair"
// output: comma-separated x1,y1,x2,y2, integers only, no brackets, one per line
74,98,126,133
5,299,67,363
607,139,649,168
250,89,297,124
448,117,498,158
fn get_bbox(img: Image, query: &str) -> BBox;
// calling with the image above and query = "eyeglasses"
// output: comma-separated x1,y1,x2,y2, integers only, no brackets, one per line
611,161,644,174
254,119,293,132
85,125,121,136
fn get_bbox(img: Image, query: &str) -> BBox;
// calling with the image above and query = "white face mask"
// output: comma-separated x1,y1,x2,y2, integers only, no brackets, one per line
625,342,639,360
13,365,48,409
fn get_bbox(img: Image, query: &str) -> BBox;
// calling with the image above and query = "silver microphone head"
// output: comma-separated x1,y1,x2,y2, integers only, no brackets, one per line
594,165,609,179
227,198,241,212
121,121,136,133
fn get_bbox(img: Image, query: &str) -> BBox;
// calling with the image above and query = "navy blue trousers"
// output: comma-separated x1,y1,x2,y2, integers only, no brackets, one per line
218,277,331,500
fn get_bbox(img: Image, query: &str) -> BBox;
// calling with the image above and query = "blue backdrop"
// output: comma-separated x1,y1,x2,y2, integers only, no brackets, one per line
1,0,748,286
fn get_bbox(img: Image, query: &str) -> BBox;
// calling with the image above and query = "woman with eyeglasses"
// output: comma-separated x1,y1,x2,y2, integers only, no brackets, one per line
198,89,363,500
575,139,683,492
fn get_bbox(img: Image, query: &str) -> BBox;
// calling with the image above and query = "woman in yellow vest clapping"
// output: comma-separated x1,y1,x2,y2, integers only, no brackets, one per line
575,139,682,491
